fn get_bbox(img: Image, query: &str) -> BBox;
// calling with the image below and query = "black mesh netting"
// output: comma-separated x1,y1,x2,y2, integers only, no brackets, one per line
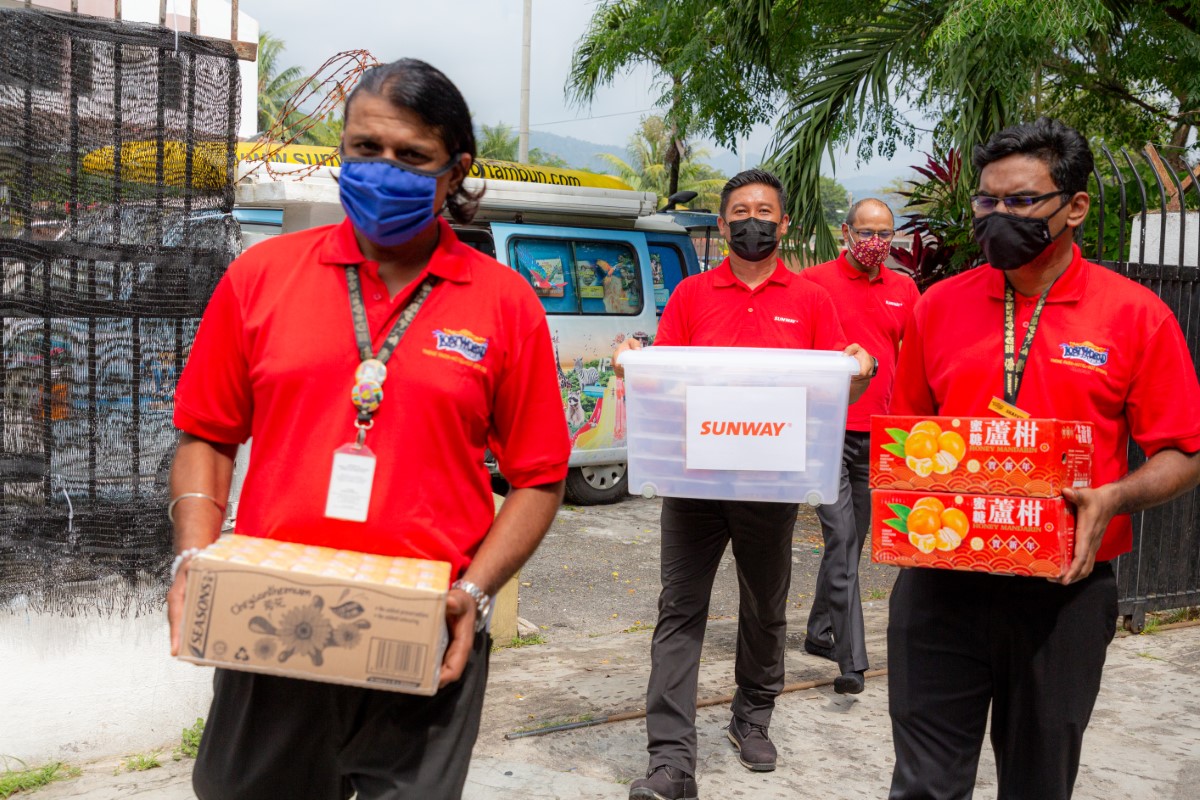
0,9,241,614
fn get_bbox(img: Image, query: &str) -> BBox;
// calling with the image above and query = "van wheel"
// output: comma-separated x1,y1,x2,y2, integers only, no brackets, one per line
564,464,627,505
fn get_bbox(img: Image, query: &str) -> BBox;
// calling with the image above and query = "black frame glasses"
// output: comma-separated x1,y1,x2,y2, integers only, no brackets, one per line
970,190,1069,213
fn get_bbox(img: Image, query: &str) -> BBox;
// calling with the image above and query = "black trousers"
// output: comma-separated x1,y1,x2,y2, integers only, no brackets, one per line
193,630,490,800
808,430,872,673
887,563,1118,800
645,496,799,773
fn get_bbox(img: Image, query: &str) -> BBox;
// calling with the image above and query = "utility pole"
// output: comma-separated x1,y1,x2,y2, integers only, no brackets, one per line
518,0,532,164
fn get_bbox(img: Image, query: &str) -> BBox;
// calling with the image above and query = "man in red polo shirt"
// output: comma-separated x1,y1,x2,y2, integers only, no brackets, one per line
614,169,876,800
888,118,1200,799
800,198,919,695
165,59,569,800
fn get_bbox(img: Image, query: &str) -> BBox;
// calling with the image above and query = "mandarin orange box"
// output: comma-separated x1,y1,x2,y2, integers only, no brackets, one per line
178,535,450,695
870,489,1074,578
870,415,1093,497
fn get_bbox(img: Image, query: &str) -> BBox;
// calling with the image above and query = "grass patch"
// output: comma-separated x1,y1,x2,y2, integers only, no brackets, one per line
1141,606,1199,635
494,632,546,651
116,751,161,774
622,620,654,634
866,588,889,600
1136,651,1166,661
0,760,81,797
172,718,205,761
512,713,595,733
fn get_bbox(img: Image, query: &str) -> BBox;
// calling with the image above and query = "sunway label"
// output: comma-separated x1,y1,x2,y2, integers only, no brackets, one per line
686,386,807,471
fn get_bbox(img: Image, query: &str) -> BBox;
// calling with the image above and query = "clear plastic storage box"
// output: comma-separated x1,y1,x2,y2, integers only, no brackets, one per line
622,346,859,505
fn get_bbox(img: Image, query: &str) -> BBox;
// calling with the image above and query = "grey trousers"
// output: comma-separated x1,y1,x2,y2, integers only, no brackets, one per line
807,430,871,673
645,497,799,774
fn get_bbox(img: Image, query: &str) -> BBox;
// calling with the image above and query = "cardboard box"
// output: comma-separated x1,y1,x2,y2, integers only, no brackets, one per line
870,490,1075,578
870,415,1093,497
178,535,450,695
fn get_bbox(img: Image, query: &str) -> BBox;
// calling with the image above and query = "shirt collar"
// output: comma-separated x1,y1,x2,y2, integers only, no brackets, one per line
836,250,884,283
712,257,793,289
985,243,1088,303
318,217,473,284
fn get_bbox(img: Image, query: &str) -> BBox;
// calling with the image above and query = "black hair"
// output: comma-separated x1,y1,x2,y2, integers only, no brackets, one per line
971,117,1094,195
345,58,482,223
845,197,894,227
719,168,788,217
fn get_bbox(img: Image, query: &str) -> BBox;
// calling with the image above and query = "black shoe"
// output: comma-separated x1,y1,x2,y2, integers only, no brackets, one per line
804,637,836,662
726,715,777,772
629,765,698,800
834,670,865,695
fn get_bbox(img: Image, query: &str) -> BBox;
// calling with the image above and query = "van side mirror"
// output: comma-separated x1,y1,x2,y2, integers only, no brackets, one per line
661,190,698,211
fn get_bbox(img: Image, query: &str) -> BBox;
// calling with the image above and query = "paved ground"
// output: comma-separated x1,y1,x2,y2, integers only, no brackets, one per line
22,497,1200,798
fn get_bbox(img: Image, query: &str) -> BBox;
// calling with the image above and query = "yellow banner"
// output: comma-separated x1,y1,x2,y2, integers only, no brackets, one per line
81,142,632,191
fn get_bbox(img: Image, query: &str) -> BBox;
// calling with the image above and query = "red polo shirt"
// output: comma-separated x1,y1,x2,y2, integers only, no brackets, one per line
893,245,1200,561
801,253,919,430
656,258,847,350
174,217,570,577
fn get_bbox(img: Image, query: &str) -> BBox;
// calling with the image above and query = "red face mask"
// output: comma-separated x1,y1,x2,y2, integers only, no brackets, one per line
849,234,890,270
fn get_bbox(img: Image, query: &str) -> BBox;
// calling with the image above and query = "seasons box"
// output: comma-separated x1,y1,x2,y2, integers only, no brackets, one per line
870,490,1075,578
178,535,450,695
870,415,1093,497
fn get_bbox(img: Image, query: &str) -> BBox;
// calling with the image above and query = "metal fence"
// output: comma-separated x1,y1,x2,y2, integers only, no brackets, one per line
0,8,240,613
1086,145,1200,632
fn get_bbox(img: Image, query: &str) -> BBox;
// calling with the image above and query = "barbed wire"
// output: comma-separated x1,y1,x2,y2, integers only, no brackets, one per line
242,49,380,182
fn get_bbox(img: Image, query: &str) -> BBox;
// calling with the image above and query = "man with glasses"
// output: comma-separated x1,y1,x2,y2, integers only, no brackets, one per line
888,117,1200,799
799,199,918,695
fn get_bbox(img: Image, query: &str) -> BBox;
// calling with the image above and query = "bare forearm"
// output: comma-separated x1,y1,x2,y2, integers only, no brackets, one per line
461,481,564,595
169,432,237,552
1104,448,1200,515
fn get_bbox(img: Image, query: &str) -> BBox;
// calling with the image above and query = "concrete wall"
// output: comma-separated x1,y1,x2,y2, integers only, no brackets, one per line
1129,211,1200,267
0,605,213,763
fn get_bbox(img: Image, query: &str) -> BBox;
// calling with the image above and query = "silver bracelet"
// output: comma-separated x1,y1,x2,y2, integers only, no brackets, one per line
167,492,226,523
451,579,493,633
170,547,203,582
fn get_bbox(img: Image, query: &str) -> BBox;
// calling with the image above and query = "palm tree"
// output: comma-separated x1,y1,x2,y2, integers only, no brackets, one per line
599,116,726,209
256,31,306,137
478,123,519,162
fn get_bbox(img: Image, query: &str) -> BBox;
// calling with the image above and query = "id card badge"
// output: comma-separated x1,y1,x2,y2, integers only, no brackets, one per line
988,396,1032,419
325,443,377,522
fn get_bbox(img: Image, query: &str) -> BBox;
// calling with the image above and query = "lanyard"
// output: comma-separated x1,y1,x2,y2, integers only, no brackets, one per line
1002,278,1055,406
345,266,437,444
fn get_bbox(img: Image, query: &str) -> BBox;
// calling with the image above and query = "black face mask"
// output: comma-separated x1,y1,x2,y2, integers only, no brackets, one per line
973,199,1071,271
726,217,779,262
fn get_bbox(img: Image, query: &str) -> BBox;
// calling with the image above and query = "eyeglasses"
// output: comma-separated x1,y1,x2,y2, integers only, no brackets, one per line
970,190,1068,213
849,228,895,240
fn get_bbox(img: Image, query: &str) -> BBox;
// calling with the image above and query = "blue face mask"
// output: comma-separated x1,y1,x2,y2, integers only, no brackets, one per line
338,155,459,248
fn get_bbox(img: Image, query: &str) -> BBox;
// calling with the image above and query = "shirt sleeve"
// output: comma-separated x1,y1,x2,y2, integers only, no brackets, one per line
892,301,937,416
487,314,571,488
1125,313,1200,457
654,280,689,346
173,272,254,444
811,287,849,351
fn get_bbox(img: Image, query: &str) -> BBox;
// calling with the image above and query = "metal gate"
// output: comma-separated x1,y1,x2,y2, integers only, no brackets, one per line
1087,144,1200,631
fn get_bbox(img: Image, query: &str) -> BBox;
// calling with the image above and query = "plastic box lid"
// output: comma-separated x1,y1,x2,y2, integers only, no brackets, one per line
621,346,859,373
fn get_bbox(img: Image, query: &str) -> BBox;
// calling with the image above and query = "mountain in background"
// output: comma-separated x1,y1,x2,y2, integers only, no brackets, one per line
528,131,626,174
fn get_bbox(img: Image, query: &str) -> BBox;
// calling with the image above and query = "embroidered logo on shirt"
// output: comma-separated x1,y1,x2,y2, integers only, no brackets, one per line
432,329,489,362
774,316,798,324
885,300,904,307
1058,341,1108,367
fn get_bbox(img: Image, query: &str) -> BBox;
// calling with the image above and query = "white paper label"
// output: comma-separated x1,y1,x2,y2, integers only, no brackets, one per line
325,446,377,522
685,386,807,471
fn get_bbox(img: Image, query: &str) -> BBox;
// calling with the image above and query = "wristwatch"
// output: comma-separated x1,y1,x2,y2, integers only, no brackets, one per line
451,579,493,633
868,356,878,378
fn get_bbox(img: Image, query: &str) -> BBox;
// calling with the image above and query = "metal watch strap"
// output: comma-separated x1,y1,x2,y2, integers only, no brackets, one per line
451,579,492,633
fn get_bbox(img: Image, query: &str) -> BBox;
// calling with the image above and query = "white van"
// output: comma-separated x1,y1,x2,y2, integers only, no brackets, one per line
235,167,719,504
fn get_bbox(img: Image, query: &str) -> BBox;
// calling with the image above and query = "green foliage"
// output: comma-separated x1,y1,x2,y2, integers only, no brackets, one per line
0,760,81,797
598,116,727,209
820,176,851,226
173,717,206,761
497,632,547,650
116,752,161,774
477,123,571,168
256,31,306,136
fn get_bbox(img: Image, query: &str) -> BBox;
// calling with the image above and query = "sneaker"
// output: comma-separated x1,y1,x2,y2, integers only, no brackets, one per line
629,765,698,800
803,637,836,662
834,670,865,695
726,715,777,772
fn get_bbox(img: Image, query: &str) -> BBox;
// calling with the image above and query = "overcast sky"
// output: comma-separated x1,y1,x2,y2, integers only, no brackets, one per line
238,0,927,191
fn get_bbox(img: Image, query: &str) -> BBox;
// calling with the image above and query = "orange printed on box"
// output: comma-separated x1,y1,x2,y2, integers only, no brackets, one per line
870,490,1074,578
869,415,1093,497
